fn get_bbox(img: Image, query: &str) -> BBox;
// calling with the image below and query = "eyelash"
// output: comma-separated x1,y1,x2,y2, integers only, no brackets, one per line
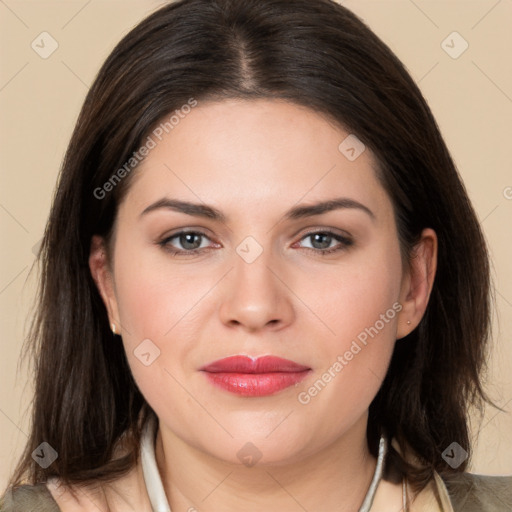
157,229,353,256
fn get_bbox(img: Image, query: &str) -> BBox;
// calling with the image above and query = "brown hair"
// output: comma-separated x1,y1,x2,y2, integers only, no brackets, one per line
6,0,498,497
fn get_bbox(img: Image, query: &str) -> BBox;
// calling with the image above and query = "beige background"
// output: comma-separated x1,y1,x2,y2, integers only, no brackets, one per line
1,0,511,489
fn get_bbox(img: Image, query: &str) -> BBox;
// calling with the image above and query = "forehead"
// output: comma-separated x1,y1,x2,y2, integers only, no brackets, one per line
120,99,392,223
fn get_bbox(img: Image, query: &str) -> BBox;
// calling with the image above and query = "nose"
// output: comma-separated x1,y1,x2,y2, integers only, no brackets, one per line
218,244,295,332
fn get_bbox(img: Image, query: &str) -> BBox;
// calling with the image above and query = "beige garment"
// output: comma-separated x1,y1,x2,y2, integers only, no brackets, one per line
45,463,151,512
409,472,454,511
5,461,512,511
43,441,455,512
43,466,454,512
2,416,511,511
46,477,450,512
5,429,512,511
387,437,455,512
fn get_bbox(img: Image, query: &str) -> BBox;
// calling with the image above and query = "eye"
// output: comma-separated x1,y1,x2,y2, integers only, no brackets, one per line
157,229,353,257
295,230,353,255
158,230,215,255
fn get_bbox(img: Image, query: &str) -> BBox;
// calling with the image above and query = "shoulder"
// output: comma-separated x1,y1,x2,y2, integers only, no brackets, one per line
0,483,61,512
441,472,512,512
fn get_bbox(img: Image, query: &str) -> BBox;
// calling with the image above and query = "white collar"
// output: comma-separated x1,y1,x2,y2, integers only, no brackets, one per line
140,416,171,512
140,416,387,512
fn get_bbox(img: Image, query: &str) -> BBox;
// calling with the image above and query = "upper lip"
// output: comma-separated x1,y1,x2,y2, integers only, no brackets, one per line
200,355,310,373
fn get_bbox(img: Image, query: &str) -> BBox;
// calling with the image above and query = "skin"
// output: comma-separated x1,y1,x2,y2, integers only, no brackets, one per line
88,98,437,512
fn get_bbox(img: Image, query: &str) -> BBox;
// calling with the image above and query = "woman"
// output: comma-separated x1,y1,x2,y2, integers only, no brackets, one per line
2,0,511,510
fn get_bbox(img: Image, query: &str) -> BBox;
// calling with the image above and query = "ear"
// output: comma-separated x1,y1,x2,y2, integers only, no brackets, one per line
89,235,121,334
396,228,438,339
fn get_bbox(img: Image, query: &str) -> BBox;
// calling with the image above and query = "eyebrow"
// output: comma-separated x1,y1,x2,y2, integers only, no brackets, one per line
139,197,375,223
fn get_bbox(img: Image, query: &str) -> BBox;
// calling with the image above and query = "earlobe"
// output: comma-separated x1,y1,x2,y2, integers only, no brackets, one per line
89,235,120,331
397,228,438,339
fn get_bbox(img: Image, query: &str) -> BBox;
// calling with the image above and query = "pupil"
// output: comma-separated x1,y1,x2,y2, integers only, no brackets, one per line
181,233,200,250
313,233,331,249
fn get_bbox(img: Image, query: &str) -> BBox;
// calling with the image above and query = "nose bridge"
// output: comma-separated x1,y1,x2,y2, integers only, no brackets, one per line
218,233,293,330
232,233,279,296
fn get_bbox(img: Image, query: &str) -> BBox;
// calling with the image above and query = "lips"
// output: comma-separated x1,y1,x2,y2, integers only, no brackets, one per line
200,355,310,373
200,355,311,397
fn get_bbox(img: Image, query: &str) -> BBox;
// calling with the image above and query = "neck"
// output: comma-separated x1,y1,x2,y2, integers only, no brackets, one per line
155,414,378,512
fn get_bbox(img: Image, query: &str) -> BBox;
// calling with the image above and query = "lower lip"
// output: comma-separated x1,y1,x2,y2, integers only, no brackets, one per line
202,371,311,397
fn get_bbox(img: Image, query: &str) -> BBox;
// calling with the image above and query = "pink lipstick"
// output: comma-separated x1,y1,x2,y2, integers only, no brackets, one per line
199,355,311,397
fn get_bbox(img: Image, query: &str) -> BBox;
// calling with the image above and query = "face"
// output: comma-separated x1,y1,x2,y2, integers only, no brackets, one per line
91,98,434,466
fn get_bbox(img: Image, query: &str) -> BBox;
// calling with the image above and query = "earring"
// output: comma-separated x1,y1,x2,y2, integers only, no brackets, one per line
406,320,411,325
111,323,117,335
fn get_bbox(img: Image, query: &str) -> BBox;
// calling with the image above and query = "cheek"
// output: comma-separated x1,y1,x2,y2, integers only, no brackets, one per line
112,244,209,339
111,257,200,418
298,238,402,406
309,237,402,346
110,246,219,392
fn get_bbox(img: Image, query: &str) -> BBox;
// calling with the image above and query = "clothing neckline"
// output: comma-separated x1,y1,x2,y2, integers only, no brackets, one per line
140,416,388,512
